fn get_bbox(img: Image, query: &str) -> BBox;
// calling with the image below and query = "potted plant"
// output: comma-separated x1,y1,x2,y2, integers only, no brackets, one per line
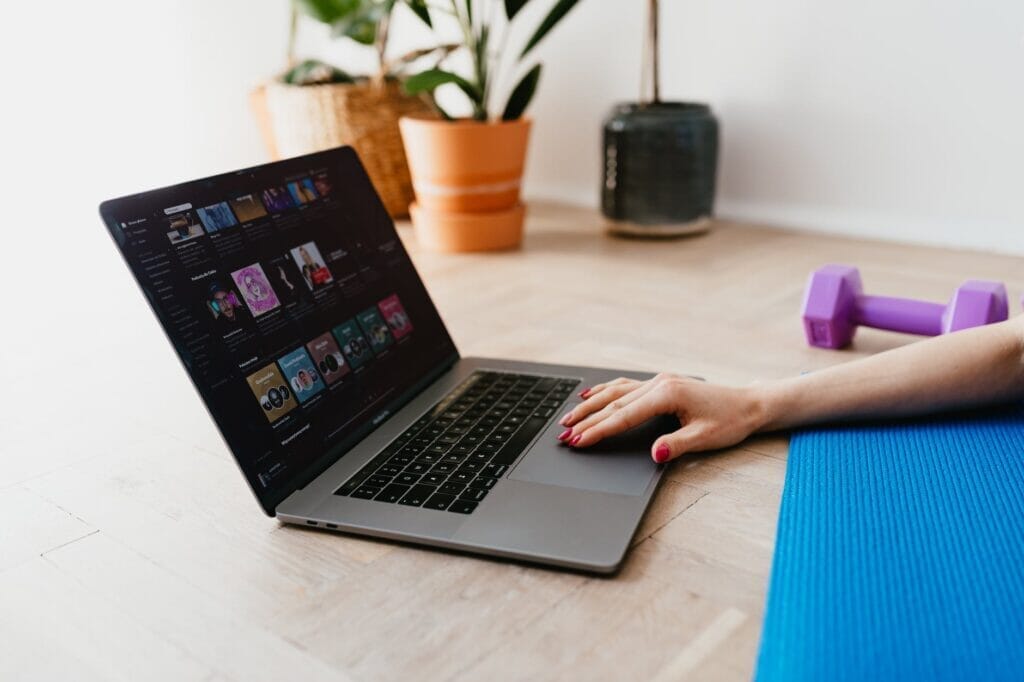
252,0,457,218
398,0,583,252
600,0,719,237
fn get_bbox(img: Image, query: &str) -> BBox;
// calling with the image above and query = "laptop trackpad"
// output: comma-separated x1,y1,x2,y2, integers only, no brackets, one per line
509,415,679,496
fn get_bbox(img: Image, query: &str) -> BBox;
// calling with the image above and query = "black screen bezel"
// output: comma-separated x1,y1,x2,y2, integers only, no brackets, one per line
98,146,460,516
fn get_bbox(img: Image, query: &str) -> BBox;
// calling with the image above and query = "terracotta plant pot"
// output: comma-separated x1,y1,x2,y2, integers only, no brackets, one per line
399,116,531,253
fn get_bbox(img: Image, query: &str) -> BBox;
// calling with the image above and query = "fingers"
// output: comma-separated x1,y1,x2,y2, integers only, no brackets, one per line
560,378,642,427
564,380,657,437
650,425,707,463
569,387,672,448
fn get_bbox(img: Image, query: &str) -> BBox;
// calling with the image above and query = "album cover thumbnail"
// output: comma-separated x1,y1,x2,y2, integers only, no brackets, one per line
165,210,204,244
357,307,394,354
230,263,281,317
306,332,349,385
313,173,332,197
229,194,268,223
289,241,334,291
205,280,250,332
261,186,295,213
378,294,413,340
277,347,326,404
332,319,373,370
265,253,309,306
287,178,318,205
246,363,298,423
197,202,238,233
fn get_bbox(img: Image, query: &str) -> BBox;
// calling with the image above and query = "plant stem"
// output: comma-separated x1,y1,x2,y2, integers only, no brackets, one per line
374,6,391,86
286,0,298,68
649,0,660,104
451,0,487,119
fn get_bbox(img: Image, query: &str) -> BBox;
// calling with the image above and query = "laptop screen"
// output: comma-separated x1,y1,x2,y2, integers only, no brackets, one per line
100,147,459,515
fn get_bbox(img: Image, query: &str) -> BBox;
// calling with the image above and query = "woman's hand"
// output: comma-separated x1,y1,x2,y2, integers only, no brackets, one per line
556,373,768,463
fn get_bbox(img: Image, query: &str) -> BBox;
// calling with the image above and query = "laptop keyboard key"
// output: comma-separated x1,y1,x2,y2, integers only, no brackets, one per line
350,486,380,500
367,475,391,487
439,481,465,495
491,416,548,466
459,487,488,502
483,463,507,478
448,500,478,514
424,494,455,511
421,472,446,486
399,485,437,507
469,476,497,490
375,483,410,503
395,472,420,486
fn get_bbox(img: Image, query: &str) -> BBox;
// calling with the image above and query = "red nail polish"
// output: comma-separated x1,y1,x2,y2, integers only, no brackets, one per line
654,444,670,463
557,429,572,441
578,387,591,398
570,434,582,446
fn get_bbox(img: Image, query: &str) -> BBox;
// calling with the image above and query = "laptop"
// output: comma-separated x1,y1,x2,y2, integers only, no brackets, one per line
99,146,673,573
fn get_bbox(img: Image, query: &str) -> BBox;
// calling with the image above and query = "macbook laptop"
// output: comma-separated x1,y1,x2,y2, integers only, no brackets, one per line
99,146,672,573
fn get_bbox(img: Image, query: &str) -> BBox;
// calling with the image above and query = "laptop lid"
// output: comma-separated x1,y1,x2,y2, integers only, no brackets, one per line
100,147,459,515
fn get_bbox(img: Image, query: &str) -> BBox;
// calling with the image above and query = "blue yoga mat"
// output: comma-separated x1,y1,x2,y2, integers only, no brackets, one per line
756,405,1024,681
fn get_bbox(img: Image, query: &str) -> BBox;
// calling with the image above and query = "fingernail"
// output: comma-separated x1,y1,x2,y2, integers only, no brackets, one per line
559,412,572,426
570,434,582,446
557,429,572,441
653,444,670,463
578,387,590,398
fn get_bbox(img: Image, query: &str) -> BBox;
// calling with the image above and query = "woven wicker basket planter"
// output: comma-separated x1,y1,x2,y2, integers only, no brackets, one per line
252,80,433,219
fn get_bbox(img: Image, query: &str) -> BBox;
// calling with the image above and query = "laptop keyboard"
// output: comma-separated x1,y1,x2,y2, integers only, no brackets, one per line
334,370,580,514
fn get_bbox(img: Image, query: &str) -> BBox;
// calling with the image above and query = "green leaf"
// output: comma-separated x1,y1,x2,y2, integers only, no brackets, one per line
504,0,528,20
520,0,581,59
404,0,432,26
295,0,362,24
329,1,386,45
281,59,357,85
403,68,482,105
502,63,541,120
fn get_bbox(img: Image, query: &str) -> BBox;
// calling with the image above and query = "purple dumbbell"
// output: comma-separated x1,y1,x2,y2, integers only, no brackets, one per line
802,264,1008,349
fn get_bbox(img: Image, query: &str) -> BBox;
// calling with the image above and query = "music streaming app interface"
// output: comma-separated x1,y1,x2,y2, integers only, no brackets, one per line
107,157,455,499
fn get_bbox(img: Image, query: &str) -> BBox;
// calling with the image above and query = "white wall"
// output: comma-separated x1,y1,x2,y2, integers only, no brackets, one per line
4,0,1024,255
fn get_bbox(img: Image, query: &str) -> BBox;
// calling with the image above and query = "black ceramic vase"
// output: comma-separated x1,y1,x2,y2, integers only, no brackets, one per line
601,101,719,237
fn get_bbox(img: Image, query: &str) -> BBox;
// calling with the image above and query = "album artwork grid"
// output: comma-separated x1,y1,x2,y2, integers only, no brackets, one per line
245,293,413,425
159,172,414,426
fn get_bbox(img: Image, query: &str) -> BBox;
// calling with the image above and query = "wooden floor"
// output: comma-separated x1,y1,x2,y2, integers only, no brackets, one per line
5,203,1023,681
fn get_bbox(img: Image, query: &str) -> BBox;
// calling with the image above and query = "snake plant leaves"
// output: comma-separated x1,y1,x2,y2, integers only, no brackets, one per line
502,63,541,120
330,1,387,45
405,0,432,27
295,0,362,24
404,68,482,105
520,0,581,59
504,0,529,20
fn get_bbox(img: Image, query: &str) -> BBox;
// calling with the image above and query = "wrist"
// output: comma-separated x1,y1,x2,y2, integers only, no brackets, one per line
745,379,787,433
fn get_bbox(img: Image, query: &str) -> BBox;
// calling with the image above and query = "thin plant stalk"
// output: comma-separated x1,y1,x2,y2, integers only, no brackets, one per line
644,0,661,105
286,0,299,68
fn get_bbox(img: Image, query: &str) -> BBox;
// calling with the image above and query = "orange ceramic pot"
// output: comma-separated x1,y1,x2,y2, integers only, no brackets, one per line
399,116,531,252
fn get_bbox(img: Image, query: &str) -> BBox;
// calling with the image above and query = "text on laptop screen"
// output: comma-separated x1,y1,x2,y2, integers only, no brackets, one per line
101,148,458,513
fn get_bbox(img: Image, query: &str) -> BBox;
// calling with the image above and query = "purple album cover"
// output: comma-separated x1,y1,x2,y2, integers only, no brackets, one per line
231,263,281,317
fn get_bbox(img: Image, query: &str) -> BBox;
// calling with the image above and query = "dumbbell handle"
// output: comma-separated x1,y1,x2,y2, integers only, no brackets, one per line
854,295,946,336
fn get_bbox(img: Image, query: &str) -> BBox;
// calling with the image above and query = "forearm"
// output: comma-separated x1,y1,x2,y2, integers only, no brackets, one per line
756,316,1024,431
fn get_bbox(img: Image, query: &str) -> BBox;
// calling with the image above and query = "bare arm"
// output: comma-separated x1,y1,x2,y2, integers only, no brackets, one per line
559,316,1024,462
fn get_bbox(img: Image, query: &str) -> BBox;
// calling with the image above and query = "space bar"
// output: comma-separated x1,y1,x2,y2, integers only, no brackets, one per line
491,417,550,467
